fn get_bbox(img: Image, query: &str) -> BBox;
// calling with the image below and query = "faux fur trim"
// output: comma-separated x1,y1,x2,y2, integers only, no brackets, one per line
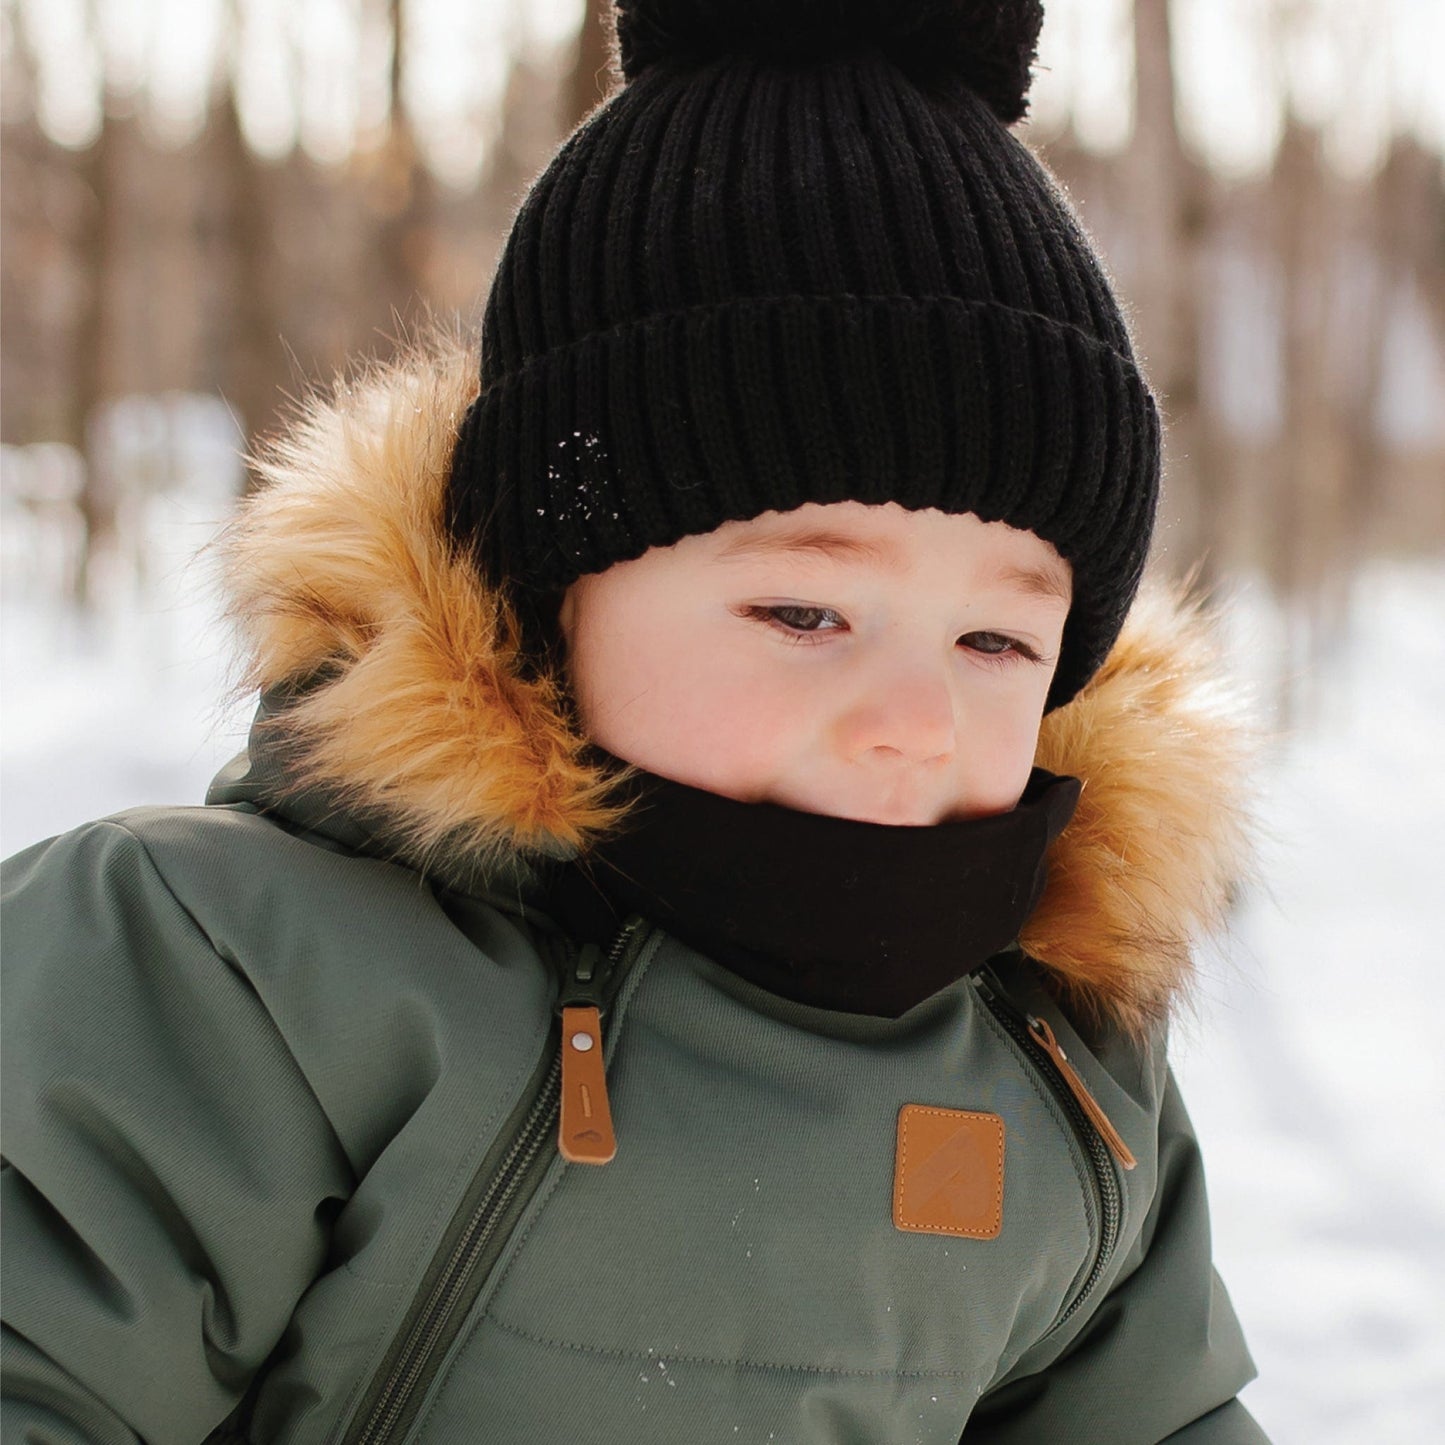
218,328,631,870
218,329,1261,1038
1024,581,1262,1034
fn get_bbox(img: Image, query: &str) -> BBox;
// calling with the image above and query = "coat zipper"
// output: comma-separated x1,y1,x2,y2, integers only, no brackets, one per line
342,915,653,1445
969,965,1133,1336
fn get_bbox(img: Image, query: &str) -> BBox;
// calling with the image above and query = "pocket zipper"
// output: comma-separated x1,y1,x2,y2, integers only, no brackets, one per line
342,915,653,1445
969,964,1132,1335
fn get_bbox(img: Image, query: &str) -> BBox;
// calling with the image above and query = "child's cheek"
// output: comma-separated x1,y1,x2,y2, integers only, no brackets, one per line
958,699,1049,813
564,618,778,792
647,649,802,793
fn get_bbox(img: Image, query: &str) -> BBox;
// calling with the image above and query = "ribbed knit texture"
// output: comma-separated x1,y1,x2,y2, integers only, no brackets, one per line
447,36,1160,712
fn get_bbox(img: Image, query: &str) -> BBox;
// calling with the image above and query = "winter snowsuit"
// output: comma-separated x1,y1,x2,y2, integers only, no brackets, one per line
2,341,1267,1444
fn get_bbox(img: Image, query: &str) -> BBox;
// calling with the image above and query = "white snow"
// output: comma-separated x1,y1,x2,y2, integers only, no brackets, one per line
3,494,1442,1440
1171,563,1445,1440
2,490,249,844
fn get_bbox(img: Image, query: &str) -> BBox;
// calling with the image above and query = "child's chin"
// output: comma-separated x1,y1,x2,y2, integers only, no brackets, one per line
767,791,957,828
834,798,1020,827
841,805,945,828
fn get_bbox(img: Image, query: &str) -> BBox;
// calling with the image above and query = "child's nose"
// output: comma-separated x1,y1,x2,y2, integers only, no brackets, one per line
834,658,959,766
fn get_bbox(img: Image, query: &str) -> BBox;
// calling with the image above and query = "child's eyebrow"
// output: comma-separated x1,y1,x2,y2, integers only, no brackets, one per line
715,528,1072,606
715,527,898,567
984,560,1073,607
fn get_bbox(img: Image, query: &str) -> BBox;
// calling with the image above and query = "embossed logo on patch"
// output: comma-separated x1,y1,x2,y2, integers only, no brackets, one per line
893,1105,1005,1239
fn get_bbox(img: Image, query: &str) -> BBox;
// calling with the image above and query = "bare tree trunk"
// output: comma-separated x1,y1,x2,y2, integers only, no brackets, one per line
205,76,283,471
370,0,436,336
1345,142,1439,548
477,14,576,256
1271,118,1340,732
562,0,617,133
1127,0,1215,591
70,95,124,606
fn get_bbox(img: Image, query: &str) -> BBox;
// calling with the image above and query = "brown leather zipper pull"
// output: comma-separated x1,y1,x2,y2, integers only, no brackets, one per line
559,1005,616,1165
1027,1015,1137,1170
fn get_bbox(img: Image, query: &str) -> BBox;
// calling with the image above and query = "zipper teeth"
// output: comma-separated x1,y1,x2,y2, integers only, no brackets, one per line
975,981,1122,1332
348,917,654,1445
605,917,642,970
355,1059,562,1445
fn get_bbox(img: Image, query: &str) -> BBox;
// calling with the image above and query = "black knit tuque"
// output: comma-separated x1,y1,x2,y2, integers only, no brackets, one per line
446,0,1160,713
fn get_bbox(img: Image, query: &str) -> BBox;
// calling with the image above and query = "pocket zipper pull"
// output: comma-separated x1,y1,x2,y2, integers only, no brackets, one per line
559,1005,617,1165
1026,1015,1137,1171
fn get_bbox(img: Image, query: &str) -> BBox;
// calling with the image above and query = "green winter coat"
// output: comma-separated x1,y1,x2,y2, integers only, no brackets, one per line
2,340,1269,1444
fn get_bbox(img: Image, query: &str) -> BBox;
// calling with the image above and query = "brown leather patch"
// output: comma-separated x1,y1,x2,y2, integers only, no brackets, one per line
893,1105,1005,1239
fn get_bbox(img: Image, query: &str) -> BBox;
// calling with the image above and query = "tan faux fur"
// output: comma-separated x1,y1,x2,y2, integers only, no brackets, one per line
1024,579,1262,1034
219,329,1261,1038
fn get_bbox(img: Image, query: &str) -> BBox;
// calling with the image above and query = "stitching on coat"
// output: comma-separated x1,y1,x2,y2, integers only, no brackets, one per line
481,1311,979,1380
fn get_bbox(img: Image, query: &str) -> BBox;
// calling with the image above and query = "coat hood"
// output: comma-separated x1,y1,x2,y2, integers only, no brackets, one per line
214,331,1261,1039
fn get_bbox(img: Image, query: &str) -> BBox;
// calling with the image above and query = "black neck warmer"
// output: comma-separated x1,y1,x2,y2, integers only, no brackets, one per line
544,759,1082,1018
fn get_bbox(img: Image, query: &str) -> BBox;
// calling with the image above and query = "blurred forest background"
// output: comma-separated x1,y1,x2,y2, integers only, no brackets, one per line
1,0,1442,732
4,6,1445,1436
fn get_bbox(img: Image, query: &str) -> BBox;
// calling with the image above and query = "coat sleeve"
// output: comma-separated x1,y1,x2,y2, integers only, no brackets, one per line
963,1062,1271,1444
1,820,356,1444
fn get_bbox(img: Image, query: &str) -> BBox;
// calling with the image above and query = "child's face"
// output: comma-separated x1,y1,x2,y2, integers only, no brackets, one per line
558,501,1071,825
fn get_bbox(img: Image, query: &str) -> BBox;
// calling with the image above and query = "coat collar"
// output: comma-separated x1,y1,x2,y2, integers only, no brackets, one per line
214,330,1261,1039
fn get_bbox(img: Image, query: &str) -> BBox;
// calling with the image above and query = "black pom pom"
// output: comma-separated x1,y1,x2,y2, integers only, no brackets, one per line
614,0,1045,124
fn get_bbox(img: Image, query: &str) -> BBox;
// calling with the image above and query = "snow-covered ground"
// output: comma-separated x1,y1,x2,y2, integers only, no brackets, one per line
3,492,1442,1441
2,493,252,841
1171,562,1445,1441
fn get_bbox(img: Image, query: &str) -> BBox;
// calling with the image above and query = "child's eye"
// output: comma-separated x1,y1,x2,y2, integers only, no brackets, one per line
959,632,1044,666
740,604,848,638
